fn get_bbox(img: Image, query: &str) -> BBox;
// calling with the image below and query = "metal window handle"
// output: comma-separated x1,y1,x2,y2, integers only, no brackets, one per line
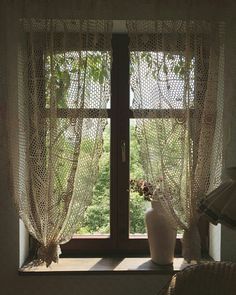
121,140,126,163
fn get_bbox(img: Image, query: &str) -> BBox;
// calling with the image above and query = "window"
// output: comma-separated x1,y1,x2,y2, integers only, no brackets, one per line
59,34,185,256
26,30,208,258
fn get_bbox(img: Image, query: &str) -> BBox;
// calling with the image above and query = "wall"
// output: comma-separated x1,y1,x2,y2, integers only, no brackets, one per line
20,0,235,20
209,224,221,261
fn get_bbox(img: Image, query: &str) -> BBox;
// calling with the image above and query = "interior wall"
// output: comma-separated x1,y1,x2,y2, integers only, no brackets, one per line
19,221,29,267
209,224,221,261
19,0,235,20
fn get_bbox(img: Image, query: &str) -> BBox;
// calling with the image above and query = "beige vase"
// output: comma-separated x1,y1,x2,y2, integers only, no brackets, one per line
145,200,177,265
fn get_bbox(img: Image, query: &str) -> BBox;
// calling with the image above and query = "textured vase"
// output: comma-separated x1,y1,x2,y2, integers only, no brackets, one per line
145,200,177,265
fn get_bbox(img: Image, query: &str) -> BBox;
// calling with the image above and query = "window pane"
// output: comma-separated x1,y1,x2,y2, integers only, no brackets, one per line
43,117,109,236
129,119,150,236
129,51,195,237
129,117,191,236
45,51,111,109
130,51,194,109
77,120,110,235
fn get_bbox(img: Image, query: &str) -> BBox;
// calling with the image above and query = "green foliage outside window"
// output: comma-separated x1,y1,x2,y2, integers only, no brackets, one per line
78,124,149,235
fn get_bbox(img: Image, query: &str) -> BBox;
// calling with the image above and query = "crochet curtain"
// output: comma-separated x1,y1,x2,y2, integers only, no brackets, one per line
10,19,112,266
127,20,224,262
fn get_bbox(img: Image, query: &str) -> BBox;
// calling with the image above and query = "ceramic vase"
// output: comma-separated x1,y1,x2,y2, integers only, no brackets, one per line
145,200,177,265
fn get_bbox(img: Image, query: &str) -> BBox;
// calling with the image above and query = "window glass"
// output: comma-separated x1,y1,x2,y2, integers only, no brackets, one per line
45,51,111,109
78,120,110,235
130,51,195,109
129,118,150,236
44,50,111,236
129,51,195,237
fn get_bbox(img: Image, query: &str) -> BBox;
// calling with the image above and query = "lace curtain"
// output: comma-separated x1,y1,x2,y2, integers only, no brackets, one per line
127,20,224,262
9,19,112,266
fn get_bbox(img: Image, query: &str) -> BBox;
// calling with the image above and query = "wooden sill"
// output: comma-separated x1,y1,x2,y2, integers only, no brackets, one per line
19,257,192,275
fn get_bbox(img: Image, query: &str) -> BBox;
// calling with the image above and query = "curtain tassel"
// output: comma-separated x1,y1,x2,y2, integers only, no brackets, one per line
37,243,61,267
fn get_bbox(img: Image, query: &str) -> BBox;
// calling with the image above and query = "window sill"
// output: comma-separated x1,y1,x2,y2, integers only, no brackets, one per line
19,257,194,275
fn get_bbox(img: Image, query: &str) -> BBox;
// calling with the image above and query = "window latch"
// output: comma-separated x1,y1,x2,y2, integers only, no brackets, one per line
121,140,126,163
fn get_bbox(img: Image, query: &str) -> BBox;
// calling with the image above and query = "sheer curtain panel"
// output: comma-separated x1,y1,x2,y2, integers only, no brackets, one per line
9,19,112,266
127,20,225,262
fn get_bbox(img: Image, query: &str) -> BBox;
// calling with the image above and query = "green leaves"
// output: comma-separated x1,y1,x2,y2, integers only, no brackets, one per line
130,193,147,234
77,124,110,234
87,52,109,85
45,51,110,108
55,69,71,108
78,124,149,235
163,63,168,75
131,51,194,81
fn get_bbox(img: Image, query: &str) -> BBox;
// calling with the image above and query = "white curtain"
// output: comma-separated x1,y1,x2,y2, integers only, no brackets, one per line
127,20,225,262
9,18,112,266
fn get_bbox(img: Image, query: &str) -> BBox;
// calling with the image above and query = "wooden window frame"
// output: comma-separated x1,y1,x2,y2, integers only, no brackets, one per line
61,34,183,257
